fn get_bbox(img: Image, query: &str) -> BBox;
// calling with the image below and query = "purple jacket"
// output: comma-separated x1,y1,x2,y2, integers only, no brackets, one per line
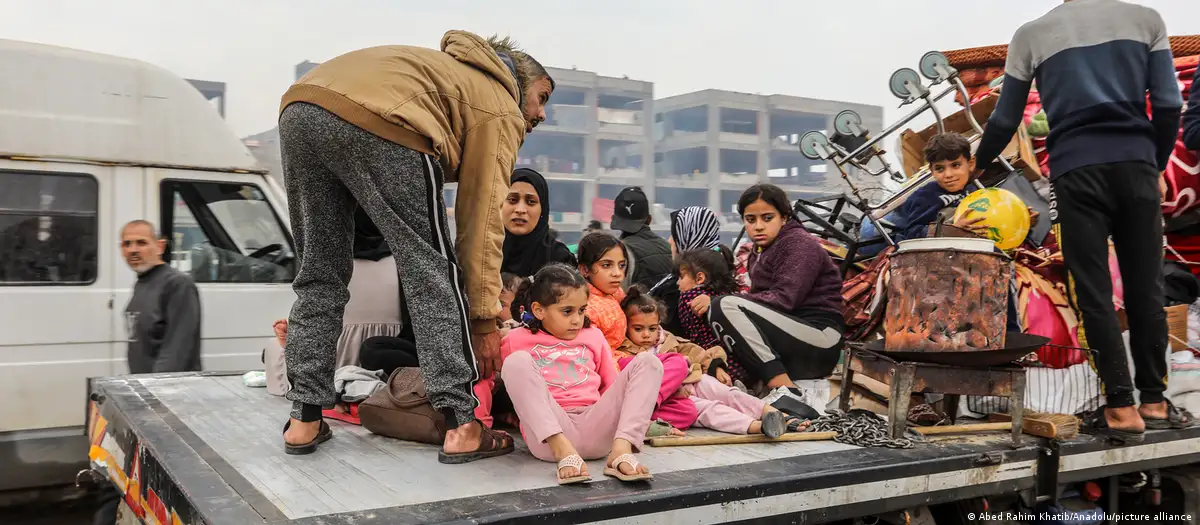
744,221,844,319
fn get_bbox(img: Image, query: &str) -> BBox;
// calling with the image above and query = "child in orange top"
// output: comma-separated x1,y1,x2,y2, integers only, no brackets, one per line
577,232,629,350
499,264,662,485
618,290,805,437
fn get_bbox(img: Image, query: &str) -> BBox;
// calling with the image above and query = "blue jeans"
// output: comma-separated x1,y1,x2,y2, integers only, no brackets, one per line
856,211,902,257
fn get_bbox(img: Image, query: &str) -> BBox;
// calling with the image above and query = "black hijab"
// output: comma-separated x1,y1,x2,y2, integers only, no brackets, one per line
502,168,576,277
353,206,392,261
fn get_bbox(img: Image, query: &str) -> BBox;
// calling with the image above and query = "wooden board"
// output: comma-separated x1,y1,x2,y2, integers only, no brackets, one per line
139,375,859,520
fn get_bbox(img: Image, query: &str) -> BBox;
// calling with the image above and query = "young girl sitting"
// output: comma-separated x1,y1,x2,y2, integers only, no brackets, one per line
576,232,630,350
675,247,749,387
707,184,845,407
501,263,662,485
577,233,698,434
617,290,803,437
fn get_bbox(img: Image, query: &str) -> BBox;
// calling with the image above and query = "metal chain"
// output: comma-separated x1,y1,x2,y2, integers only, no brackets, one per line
807,409,918,449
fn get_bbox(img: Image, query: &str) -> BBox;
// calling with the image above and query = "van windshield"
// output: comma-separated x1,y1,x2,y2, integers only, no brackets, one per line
164,180,295,284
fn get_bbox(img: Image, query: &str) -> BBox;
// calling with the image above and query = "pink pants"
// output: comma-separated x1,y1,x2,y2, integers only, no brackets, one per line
503,351,663,462
689,375,766,434
620,352,698,429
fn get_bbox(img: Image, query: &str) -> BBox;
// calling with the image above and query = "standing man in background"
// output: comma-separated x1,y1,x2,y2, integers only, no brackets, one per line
120,219,202,374
98,224,202,525
973,0,1190,442
610,187,672,288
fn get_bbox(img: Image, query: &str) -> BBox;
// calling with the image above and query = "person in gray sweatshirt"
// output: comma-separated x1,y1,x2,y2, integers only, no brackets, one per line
120,220,202,374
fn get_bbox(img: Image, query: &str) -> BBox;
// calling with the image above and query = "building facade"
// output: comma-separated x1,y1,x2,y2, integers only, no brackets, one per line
653,89,885,242
235,62,883,245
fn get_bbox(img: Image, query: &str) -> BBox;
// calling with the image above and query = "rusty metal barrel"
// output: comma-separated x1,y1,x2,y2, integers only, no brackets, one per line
884,239,1012,354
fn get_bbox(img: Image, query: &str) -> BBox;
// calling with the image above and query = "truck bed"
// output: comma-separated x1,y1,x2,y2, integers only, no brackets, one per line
86,373,1200,524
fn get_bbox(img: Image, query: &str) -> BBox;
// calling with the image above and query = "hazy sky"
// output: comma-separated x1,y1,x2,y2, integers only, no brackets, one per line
7,0,1198,138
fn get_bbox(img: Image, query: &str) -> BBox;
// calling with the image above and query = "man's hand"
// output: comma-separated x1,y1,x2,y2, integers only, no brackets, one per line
471,329,502,379
715,367,733,387
1028,208,1040,227
690,295,712,316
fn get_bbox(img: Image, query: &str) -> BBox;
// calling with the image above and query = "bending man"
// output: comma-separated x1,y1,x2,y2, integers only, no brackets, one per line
278,31,554,460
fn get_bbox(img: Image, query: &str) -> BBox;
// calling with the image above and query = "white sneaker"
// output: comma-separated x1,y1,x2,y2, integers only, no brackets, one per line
762,386,799,405
763,385,827,415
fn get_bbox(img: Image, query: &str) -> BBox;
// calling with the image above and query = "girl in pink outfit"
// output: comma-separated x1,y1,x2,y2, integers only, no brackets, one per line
500,264,662,485
620,291,806,437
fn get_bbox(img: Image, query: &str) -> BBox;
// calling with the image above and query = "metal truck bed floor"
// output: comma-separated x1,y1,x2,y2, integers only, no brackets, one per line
85,373,1200,525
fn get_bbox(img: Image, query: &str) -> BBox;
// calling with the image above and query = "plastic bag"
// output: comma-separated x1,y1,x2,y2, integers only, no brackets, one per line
242,370,267,388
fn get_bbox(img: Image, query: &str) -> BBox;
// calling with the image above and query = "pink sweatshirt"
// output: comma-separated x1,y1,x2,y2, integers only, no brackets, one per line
499,326,616,410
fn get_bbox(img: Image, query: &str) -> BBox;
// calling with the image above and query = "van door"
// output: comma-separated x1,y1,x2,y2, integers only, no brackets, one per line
0,165,111,434
146,169,296,373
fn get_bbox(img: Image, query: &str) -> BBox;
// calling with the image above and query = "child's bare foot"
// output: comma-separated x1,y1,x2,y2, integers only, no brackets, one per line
666,426,686,437
547,434,589,484
604,439,651,481
273,319,288,347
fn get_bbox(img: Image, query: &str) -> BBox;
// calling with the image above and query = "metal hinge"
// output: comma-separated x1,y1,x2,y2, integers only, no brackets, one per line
975,451,1004,466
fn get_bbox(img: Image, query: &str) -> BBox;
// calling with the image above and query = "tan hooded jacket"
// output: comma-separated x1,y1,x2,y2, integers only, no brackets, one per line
280,30,527,333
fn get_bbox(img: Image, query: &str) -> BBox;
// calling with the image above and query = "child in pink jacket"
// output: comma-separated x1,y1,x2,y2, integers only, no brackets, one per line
499,264,662,485
619,289,804,436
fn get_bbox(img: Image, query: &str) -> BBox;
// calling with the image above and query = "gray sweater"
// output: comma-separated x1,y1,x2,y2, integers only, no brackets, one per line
125,264,202,374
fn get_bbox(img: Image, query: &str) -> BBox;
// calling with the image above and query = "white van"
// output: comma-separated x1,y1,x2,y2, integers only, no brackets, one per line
0,39,295,493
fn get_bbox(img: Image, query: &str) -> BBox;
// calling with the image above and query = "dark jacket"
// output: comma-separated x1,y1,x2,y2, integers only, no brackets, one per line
895,183,968,242
744,221,843,320
622,227,673,289
125,264,202,374
648,274,684,336
1185,67,1200,151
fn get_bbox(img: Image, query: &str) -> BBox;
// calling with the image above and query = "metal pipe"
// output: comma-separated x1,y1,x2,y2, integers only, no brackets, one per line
836,85,957,165
953,78,1016,173
929,101,945,135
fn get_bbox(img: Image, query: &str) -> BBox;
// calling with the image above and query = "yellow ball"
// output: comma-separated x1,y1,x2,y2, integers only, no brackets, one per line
952,188,1031,251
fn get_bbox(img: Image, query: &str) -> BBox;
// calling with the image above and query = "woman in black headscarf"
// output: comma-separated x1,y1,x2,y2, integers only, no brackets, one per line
501,168,576,277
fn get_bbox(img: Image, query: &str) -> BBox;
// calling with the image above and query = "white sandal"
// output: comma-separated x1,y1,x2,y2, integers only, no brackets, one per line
556,454,590,485
604,453,652,482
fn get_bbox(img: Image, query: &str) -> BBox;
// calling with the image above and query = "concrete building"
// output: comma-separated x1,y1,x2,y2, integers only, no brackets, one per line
504,66,655,245
653,89,884,240
187,79,227,119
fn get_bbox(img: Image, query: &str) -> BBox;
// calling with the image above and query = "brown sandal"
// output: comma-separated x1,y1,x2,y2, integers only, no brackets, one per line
438,424,515,464
283,420,332,455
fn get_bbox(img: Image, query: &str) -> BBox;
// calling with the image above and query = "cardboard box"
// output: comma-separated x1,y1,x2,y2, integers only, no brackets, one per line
899,92,1042,181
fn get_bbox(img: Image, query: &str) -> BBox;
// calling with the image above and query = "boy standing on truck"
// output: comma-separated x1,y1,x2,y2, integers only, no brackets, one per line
120,220,202,374
277,31,554,460
973,0,1191,442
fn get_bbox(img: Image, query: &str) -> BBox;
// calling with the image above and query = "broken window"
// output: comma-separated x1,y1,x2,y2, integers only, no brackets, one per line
719,108,758,135
518,134,585,175
662,106,708,138
657,147,708,178
769,111,827,148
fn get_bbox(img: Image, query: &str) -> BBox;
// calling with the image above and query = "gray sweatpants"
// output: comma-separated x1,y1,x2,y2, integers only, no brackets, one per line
278,103,479,427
